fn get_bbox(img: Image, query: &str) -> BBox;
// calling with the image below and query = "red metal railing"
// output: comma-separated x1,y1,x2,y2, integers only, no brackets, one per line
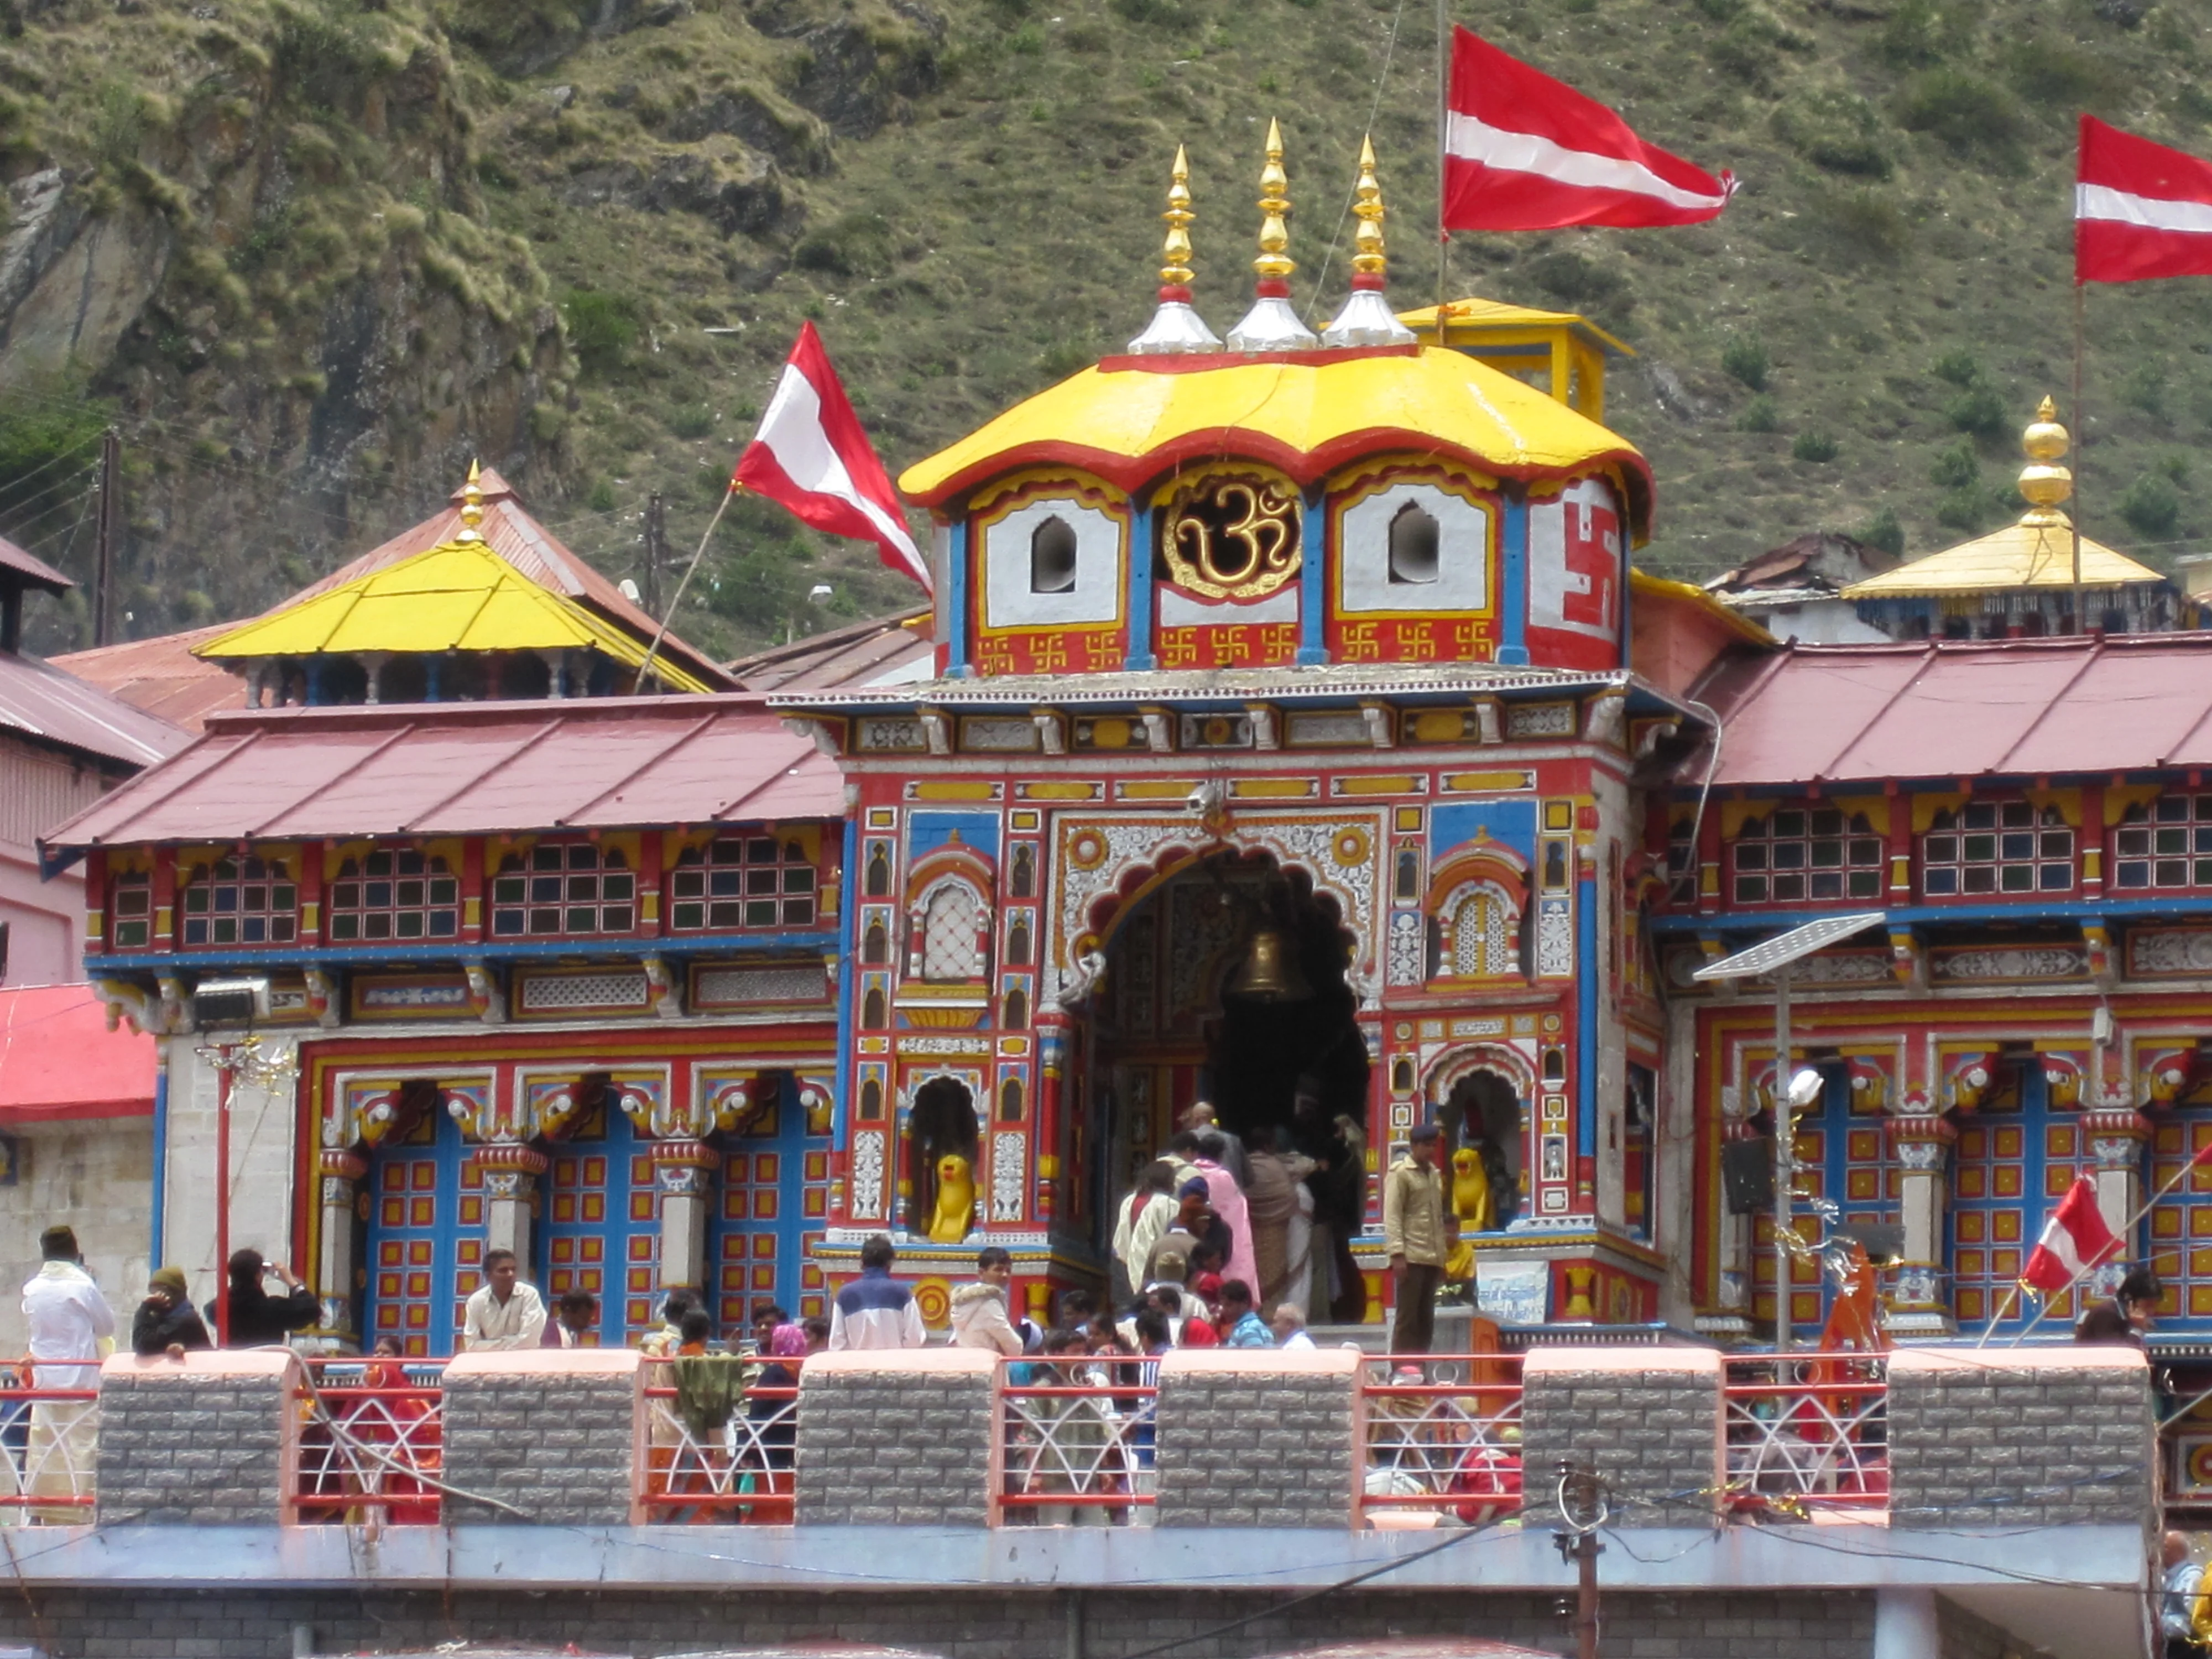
1723,1356,1888,1514
0,1358,100,1519
997,1357,1157,1524
1358,1354,1523,1528
296,1358,445,1524
640,1357,798,1523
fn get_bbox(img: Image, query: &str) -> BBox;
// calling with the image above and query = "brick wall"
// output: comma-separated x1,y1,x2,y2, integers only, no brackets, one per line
94,1350,297,1526
1886,1346,2153,1529
1154,1348,1360,1528
1520,1348,1723,1527
440,1348,642,1526
794,1348,998,1525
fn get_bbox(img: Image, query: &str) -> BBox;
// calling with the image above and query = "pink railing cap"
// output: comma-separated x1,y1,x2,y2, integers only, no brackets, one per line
1522,1347,1724,1376
100,1349,298,1380
1887,1343,2148,1375
806,1347,1001,1376
1157,1347,1362,1378
443,1348,643,1380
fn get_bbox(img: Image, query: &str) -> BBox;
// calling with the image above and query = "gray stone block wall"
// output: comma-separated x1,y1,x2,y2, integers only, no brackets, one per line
794,1353,997,1525
1886,1349,2152,1529
1521,1352,1724,1527
1154,1354,1358,1528
95,1354,296,1526
441,1354,640,1526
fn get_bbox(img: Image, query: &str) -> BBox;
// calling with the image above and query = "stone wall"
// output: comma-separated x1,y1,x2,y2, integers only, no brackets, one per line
1886,1346,2153,1529
93,1350,297,1525
1520,1347,1724,1526
794,1347,998,1525
1154,1347,1360,1528
0,1117,153,1358
440,1348,642,1525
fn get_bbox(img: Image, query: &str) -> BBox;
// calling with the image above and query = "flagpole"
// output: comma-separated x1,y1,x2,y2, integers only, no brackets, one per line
2070,277,2085,634
1435,0,1449,325
1973,1280,2025,1349
636,482,741,691
2006,1154,2206,1345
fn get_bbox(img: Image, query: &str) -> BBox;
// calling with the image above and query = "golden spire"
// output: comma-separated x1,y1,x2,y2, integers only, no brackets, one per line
1349,134,1388,282
2017,395,2074,527
1161,144,1196,291
458,459,486,542
1254,118,1294,285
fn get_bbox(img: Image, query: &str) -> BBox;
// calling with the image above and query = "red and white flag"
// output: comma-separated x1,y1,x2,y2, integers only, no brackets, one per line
2021,1176,2120,1293
733,322,930,592
1443,28,1734,232
2077,114,2212,285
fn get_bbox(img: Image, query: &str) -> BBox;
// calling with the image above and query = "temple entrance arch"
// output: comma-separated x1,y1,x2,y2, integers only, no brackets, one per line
1428,1051,1530,1232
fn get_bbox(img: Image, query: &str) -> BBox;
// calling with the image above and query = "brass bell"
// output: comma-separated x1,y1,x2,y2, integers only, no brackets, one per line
1228,926,1312,1002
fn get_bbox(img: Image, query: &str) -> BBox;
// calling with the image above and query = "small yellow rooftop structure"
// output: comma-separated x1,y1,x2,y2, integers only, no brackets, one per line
1844,398,2166,600
1397,296,1631,424
197,473,714,693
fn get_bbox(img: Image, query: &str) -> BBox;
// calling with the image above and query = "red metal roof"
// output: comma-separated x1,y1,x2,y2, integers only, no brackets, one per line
0,533,73,594
53,624,240,733
41,695,843,852
727,607,936,691
1691,634,2212,789
0,983,157,1123
0,649,190,770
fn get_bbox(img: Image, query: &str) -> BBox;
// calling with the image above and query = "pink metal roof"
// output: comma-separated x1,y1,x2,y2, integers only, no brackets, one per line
53,624,240,733
727,607,936,691
0,533,73,594
0,650,190,770
0,983,156,1123
1692,634,2212,788
41,695,842,851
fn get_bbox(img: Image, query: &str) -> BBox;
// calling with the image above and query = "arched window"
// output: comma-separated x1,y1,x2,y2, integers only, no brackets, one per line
859,1077,884,1120
865,844,892,898
1451,888,1517,978
329,851,458,941
862,987,888,1028
1030,515,1078,594
1923,801,2074,897
1003,987,1029,1028
1387,501,1441,585
1005,915,1032,967
920,882,985,982
107,869,153,950
862,917,889,964
1730,807,1882,905
491,843,634,937
999,1077,1025,1121
180,855,298,947
1010,844,1036,899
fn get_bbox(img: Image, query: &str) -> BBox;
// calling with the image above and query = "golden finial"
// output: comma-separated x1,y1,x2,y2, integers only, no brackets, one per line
1350,134,1388,281
1161,143,1196,291
458,459,486,542
2017,395,2074,526
1254,118,1294,285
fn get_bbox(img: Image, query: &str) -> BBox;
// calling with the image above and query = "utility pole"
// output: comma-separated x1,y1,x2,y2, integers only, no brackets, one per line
642,492,667,618
92,427,119,646
1552,1460,1604,1659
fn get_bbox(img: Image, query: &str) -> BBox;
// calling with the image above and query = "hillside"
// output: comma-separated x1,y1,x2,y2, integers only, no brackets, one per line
4,0,2212,658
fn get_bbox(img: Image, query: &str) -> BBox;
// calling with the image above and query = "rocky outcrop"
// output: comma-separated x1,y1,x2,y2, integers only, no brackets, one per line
0,171,171,384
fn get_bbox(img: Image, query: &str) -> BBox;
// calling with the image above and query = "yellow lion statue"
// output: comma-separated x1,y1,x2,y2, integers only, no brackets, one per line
928,1152,976,1243
1443,1146,1493,1282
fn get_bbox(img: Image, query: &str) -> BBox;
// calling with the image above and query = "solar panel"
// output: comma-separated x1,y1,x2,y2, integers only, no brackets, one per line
1689,911,1886,982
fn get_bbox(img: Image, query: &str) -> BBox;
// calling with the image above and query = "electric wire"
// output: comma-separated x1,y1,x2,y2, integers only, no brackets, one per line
1301,0,1413,328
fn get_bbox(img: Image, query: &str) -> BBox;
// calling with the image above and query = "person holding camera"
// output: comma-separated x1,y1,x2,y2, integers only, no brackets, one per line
211,1248,320,1348
132,1266,211,1355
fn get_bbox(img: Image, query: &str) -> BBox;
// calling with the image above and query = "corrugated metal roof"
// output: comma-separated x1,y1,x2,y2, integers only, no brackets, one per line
727,607,936,691
41,695,842,852
1689,634,2212,789
0,650,190,770
51,625,240,733
0,533,74,594
0,983,156,1123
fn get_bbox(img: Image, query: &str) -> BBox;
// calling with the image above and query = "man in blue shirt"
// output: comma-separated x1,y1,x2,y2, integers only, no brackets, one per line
1218,1279,1273,1348
828,1234,927,1350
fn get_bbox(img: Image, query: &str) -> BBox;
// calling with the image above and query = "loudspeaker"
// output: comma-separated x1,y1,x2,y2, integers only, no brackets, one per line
1722,1137,1774,1214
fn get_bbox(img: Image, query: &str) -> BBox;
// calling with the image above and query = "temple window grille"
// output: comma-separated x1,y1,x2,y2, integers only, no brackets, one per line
1449,889,1517,978
181,857,299,947
2112,795,2212,891
1729,808,1882,906
669,836,817,931
1922,802,2074,897
491,844,635,937
328,852,459,942
920,882,985,982
108,870,153,949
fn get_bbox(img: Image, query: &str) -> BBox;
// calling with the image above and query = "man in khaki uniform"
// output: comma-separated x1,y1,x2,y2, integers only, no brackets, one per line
1383,1123,1450,1354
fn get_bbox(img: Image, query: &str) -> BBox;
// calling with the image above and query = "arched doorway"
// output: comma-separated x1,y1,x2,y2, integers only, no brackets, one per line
1079,850,1369,1256
1437,1068,1524,1230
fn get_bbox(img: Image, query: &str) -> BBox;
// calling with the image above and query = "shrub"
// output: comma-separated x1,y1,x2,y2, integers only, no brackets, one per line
2005,39,2124,107
1946,383,2008,439
1858,506,1906,557
669,404,715,440
1896,71,2025,164
1929,440,1980,489
1736,395,1781,434
1932,348,1983,387
587,478,618,512
1877,0,1947,65
2122,362,2168,419
792,212,893,278
1809,190,1913,263
561,288,640,373
1793,430,1840,463
1522,250,1632,316
1775,91,1892,178
1721,333,1769,391
2121,473,2181,538
1937,488,1992,531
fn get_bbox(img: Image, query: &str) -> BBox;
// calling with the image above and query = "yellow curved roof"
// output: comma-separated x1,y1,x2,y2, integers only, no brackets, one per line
194,540,714,692
1841,516,2166,598
898,345,1652,540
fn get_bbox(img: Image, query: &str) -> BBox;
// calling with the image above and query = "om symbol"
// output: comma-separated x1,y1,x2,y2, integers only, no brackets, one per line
1165,476,1301,600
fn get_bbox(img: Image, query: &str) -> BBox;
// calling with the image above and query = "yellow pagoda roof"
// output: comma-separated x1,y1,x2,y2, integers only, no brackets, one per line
1396,296,1634,358
194,539,714,693
896,345,1652,541
1839,520,2166,598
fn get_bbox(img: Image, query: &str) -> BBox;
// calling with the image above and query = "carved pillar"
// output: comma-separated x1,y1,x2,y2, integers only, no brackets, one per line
472,1144,550,1264
1885,1110,1957,1335
316,1150,367,1340
652,1140,719,1292
1036,1013,1070,1227
2085,1108,2152,1295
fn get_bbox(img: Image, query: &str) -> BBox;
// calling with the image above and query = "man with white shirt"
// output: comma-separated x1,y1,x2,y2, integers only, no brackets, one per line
20,1225,114,1521
828,1235,926,1350
461,1249,548,1350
